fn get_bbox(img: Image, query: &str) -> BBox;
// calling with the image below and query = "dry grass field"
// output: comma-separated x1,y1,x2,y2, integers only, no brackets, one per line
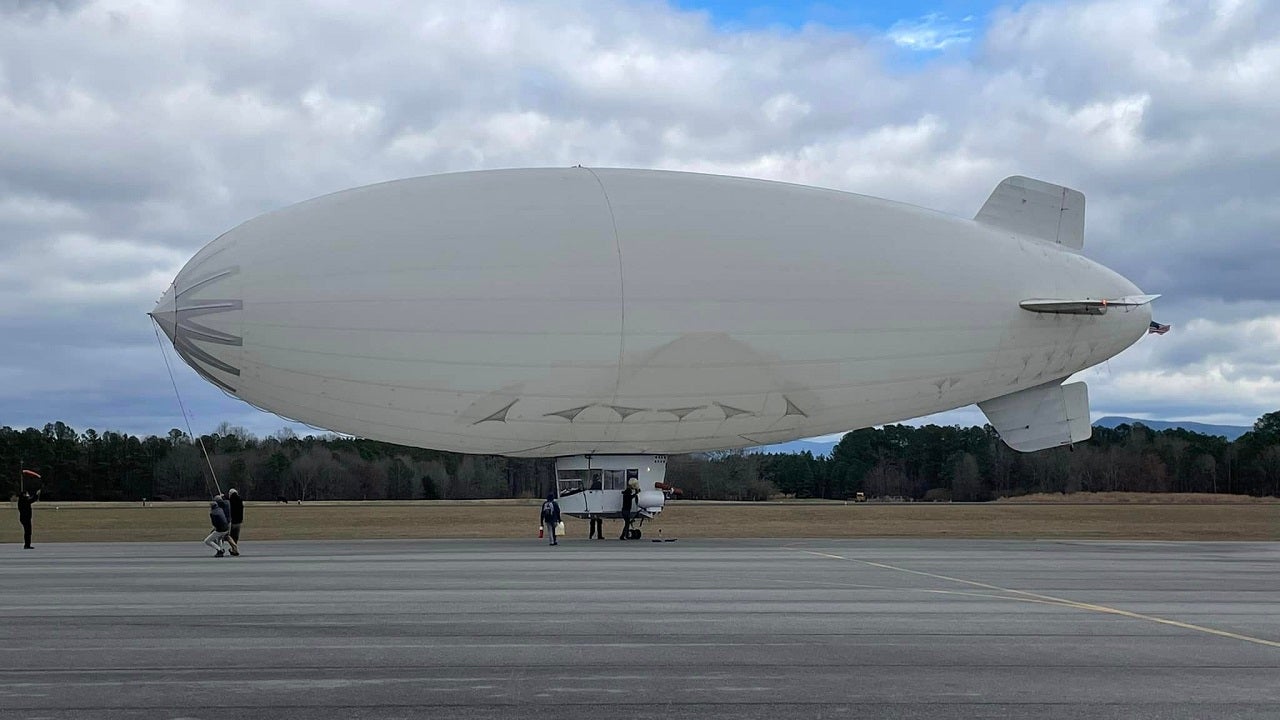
998,492,1280,504
3,494,1276,543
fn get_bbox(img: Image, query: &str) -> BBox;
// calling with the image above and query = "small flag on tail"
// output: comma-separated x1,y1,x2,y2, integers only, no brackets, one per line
1148,321,1170,335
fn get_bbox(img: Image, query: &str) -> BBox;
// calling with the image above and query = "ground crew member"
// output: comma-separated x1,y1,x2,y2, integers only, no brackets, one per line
204,497,230,557
540,493,561,546
619,479,639,540
17,488,40,549
227,488,245,555
588,478,603,539
214,494,239,556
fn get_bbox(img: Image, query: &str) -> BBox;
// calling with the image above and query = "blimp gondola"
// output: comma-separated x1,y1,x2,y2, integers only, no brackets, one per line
152,167,1157,510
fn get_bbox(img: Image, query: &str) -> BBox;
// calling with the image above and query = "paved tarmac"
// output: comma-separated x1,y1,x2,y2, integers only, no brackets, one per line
1,538,1277,719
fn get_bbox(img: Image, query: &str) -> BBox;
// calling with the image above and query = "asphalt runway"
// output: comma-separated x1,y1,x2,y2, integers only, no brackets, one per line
1,538,1277,719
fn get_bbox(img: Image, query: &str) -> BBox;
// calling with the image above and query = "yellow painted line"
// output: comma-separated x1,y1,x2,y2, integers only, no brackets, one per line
763,575,1080,607
801,550,849,560
793,548,1280,650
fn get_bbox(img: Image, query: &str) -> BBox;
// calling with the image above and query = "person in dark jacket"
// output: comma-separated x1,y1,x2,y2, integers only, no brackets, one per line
540,493,561,546
215,494,239,556
17,488,40,549
619,479,640,540
227,488,245,555
587,478,603,539
204,497,230,557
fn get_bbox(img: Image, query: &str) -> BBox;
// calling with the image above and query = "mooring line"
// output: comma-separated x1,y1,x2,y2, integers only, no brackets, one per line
151,315,222,496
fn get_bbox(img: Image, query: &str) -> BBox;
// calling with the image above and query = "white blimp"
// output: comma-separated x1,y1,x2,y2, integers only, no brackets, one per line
153,168,1157,530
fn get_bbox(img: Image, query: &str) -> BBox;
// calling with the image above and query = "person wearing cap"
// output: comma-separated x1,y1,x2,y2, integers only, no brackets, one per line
227,488,245,555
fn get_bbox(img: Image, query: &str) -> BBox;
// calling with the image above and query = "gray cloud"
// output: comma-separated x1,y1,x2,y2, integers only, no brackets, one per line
1,0,1278,437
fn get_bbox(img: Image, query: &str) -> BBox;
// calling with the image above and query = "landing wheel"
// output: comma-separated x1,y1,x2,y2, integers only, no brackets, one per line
628,529,642,540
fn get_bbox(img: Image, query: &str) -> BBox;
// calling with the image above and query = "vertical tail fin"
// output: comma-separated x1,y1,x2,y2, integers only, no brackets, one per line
975,176,1085,250
978,381,1091,452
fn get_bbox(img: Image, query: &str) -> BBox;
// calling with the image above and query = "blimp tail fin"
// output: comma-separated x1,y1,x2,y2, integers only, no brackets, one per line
975,176,1085,250
978,380,1091,452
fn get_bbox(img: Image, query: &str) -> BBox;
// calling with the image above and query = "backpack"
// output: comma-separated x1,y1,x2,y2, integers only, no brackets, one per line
541,500,556,521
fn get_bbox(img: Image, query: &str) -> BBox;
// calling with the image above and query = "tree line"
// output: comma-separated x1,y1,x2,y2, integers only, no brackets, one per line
3,412,1280,502
745,412,1279,501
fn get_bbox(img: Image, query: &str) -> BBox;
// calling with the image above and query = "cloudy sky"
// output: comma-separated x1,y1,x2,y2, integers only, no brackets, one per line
1,0,1278,441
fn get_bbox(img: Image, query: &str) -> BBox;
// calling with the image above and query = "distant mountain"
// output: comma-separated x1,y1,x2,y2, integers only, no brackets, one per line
1093,416,1251,441
746,439,838,457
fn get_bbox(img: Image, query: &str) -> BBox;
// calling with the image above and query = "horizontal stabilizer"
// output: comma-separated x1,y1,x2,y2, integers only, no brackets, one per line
975,176,1085,250
1020,294,1160,315
978,381,1091,452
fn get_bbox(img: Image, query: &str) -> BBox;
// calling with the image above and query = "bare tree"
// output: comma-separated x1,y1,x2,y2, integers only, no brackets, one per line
1193,454,1217,493
153,444,207,499
384,457,415,500
865,460,909,498
1259,446,1280,497
287,447,337,500
950,452,983,501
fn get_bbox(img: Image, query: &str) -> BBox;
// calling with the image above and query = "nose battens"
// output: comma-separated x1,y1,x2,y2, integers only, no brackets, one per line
150,284,179,344
150,267,244,395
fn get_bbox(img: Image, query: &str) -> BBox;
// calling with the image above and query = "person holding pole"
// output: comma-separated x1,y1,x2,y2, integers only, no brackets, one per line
214,493,238,556
17,469,42,549
226,488,244,555
17,489,41,549
204,496,231,557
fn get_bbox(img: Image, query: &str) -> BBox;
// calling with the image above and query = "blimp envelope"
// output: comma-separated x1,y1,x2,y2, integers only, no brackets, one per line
154,168,1153,456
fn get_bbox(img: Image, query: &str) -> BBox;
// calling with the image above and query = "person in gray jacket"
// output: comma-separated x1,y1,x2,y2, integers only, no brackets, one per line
203,497,230,557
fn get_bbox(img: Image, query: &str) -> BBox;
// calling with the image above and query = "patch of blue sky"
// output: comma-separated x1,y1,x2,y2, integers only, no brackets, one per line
671,1,1027,58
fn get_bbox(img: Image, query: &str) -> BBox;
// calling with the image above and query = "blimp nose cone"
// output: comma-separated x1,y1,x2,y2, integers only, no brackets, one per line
148,265,244,395
1101,270,1155,351
150,284,178,343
